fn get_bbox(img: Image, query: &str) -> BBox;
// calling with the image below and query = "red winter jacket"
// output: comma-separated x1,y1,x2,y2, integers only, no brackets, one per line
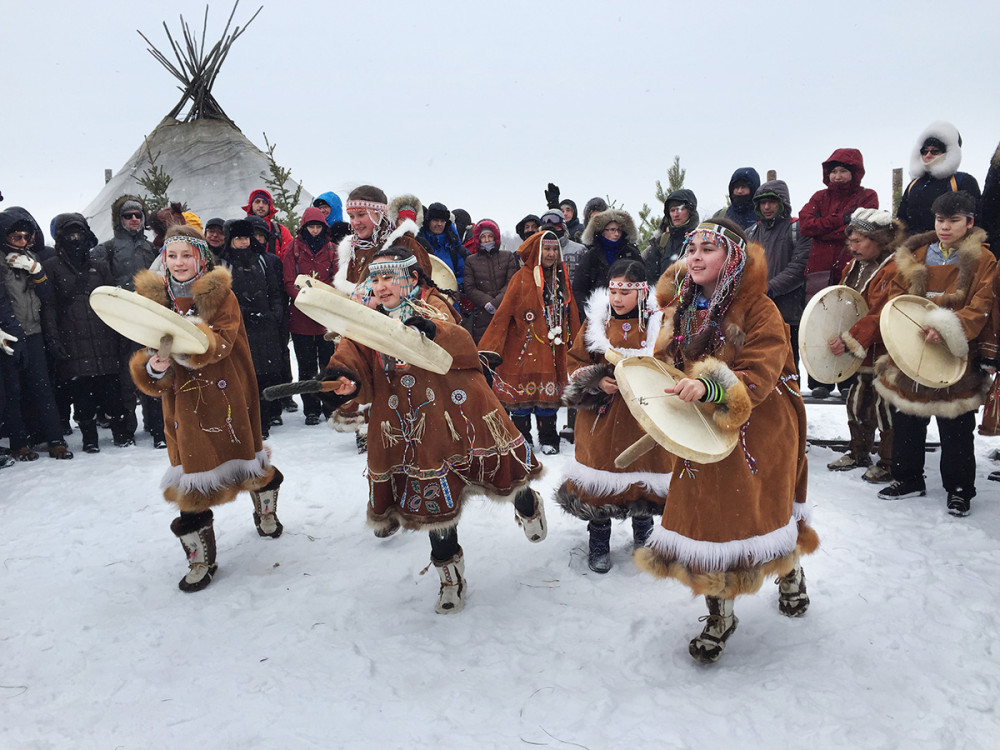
799,148,879,284
282,207,338,335
243,188,294,259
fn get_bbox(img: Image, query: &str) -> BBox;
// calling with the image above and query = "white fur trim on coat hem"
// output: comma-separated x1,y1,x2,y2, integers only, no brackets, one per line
561,457,671,498
646,515,799,572
161,449,270,495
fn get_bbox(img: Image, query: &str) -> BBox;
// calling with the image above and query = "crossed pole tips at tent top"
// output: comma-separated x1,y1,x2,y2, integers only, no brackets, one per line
137,1,263,126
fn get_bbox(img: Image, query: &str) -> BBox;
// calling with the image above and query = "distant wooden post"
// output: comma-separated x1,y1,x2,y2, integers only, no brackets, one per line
767,169,777,182
892,168,903,218
104,169,112,184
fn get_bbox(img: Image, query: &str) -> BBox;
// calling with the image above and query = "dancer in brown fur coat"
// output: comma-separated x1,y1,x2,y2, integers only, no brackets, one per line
634,219,818,664
323,246,546,615
130,226,285,592
557,259,670,574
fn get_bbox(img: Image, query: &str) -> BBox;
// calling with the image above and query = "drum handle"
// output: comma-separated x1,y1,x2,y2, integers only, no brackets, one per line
614,434,657,469
157,335,173,361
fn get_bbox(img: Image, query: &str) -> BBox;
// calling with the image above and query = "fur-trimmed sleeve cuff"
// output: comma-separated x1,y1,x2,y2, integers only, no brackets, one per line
563,363,615,409
690,357,752,432
923,306,970,359
840,330,868,360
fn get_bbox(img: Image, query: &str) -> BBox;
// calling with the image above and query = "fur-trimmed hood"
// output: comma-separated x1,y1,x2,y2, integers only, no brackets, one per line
581,208,638,246
582,287,662,357
109,194,148,237
893,226,988,307
909,121,963,180
134,266,233,324
387,194,424,227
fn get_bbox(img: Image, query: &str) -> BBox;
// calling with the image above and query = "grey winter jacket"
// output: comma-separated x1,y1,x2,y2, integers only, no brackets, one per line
746,180,811,325
92,196,157,290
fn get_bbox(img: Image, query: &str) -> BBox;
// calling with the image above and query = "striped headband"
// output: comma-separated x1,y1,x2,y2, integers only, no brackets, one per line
346,199,387,213
163,235,209,254
687,222,746,252
368,254,418,276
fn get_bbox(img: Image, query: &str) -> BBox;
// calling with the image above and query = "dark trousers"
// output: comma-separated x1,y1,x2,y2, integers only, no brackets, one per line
71,374,131,442
291,333,337,417
891,408,976,499
5,334,64,449
429,526,460,562
257,371,284,429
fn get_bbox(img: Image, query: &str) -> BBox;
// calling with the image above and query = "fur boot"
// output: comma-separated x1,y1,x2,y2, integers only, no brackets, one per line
433,548,466,614
170,512,218,593
250,468,284,538
588,519,612,573
511,413,533,445
777,563,810,617
538,415,559,455
689,596,738,663
632,515,654,549
514,488,547,542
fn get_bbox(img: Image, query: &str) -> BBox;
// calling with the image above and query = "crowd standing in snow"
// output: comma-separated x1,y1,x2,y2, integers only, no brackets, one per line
2,120,1000,662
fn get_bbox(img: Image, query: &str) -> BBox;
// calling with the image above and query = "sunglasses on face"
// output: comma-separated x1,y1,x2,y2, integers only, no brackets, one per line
920,147,943,156
122,212,143,220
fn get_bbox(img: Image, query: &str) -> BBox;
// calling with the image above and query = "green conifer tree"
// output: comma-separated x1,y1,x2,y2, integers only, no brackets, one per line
637,156,686,251
261,133,303,233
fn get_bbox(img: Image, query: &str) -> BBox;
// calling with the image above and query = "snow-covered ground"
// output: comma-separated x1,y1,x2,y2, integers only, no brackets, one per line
3,395,998,749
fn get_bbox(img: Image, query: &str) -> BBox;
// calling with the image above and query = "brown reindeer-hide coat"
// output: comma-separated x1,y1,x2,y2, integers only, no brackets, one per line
634,244,818,599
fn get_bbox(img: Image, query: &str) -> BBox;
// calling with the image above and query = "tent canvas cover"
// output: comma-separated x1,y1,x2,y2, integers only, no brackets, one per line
83,3,311,242
83,116,312,242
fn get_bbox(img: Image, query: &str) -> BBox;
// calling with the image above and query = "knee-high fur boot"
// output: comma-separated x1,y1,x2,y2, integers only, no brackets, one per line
250,468,284,538
588,519,612,573
170,511,217,593
510,413,533,445
689,595,738,663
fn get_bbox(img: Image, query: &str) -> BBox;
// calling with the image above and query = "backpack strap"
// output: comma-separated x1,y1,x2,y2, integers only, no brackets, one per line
950,175,959,192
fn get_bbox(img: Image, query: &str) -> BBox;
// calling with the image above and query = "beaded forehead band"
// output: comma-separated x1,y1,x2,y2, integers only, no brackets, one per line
608,280,648,292
368,254,418,277
683,222,747,254
346,199,387,214
163,235,209,254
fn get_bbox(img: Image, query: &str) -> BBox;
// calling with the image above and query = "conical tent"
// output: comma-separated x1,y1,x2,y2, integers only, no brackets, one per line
83,3,311,241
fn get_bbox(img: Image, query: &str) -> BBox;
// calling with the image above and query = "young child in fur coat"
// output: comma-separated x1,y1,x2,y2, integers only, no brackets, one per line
322,246,546,615
557,259,670,574
634,219,819,664
130,225,285,593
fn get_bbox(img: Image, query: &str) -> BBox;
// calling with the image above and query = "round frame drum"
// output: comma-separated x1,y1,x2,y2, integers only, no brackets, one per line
880,294,967,388
293,284,453,374
798,285,868,383
89,286,209,354
613,355,738,464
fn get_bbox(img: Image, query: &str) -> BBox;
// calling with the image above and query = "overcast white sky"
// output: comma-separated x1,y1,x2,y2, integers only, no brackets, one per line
3,0,999,242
